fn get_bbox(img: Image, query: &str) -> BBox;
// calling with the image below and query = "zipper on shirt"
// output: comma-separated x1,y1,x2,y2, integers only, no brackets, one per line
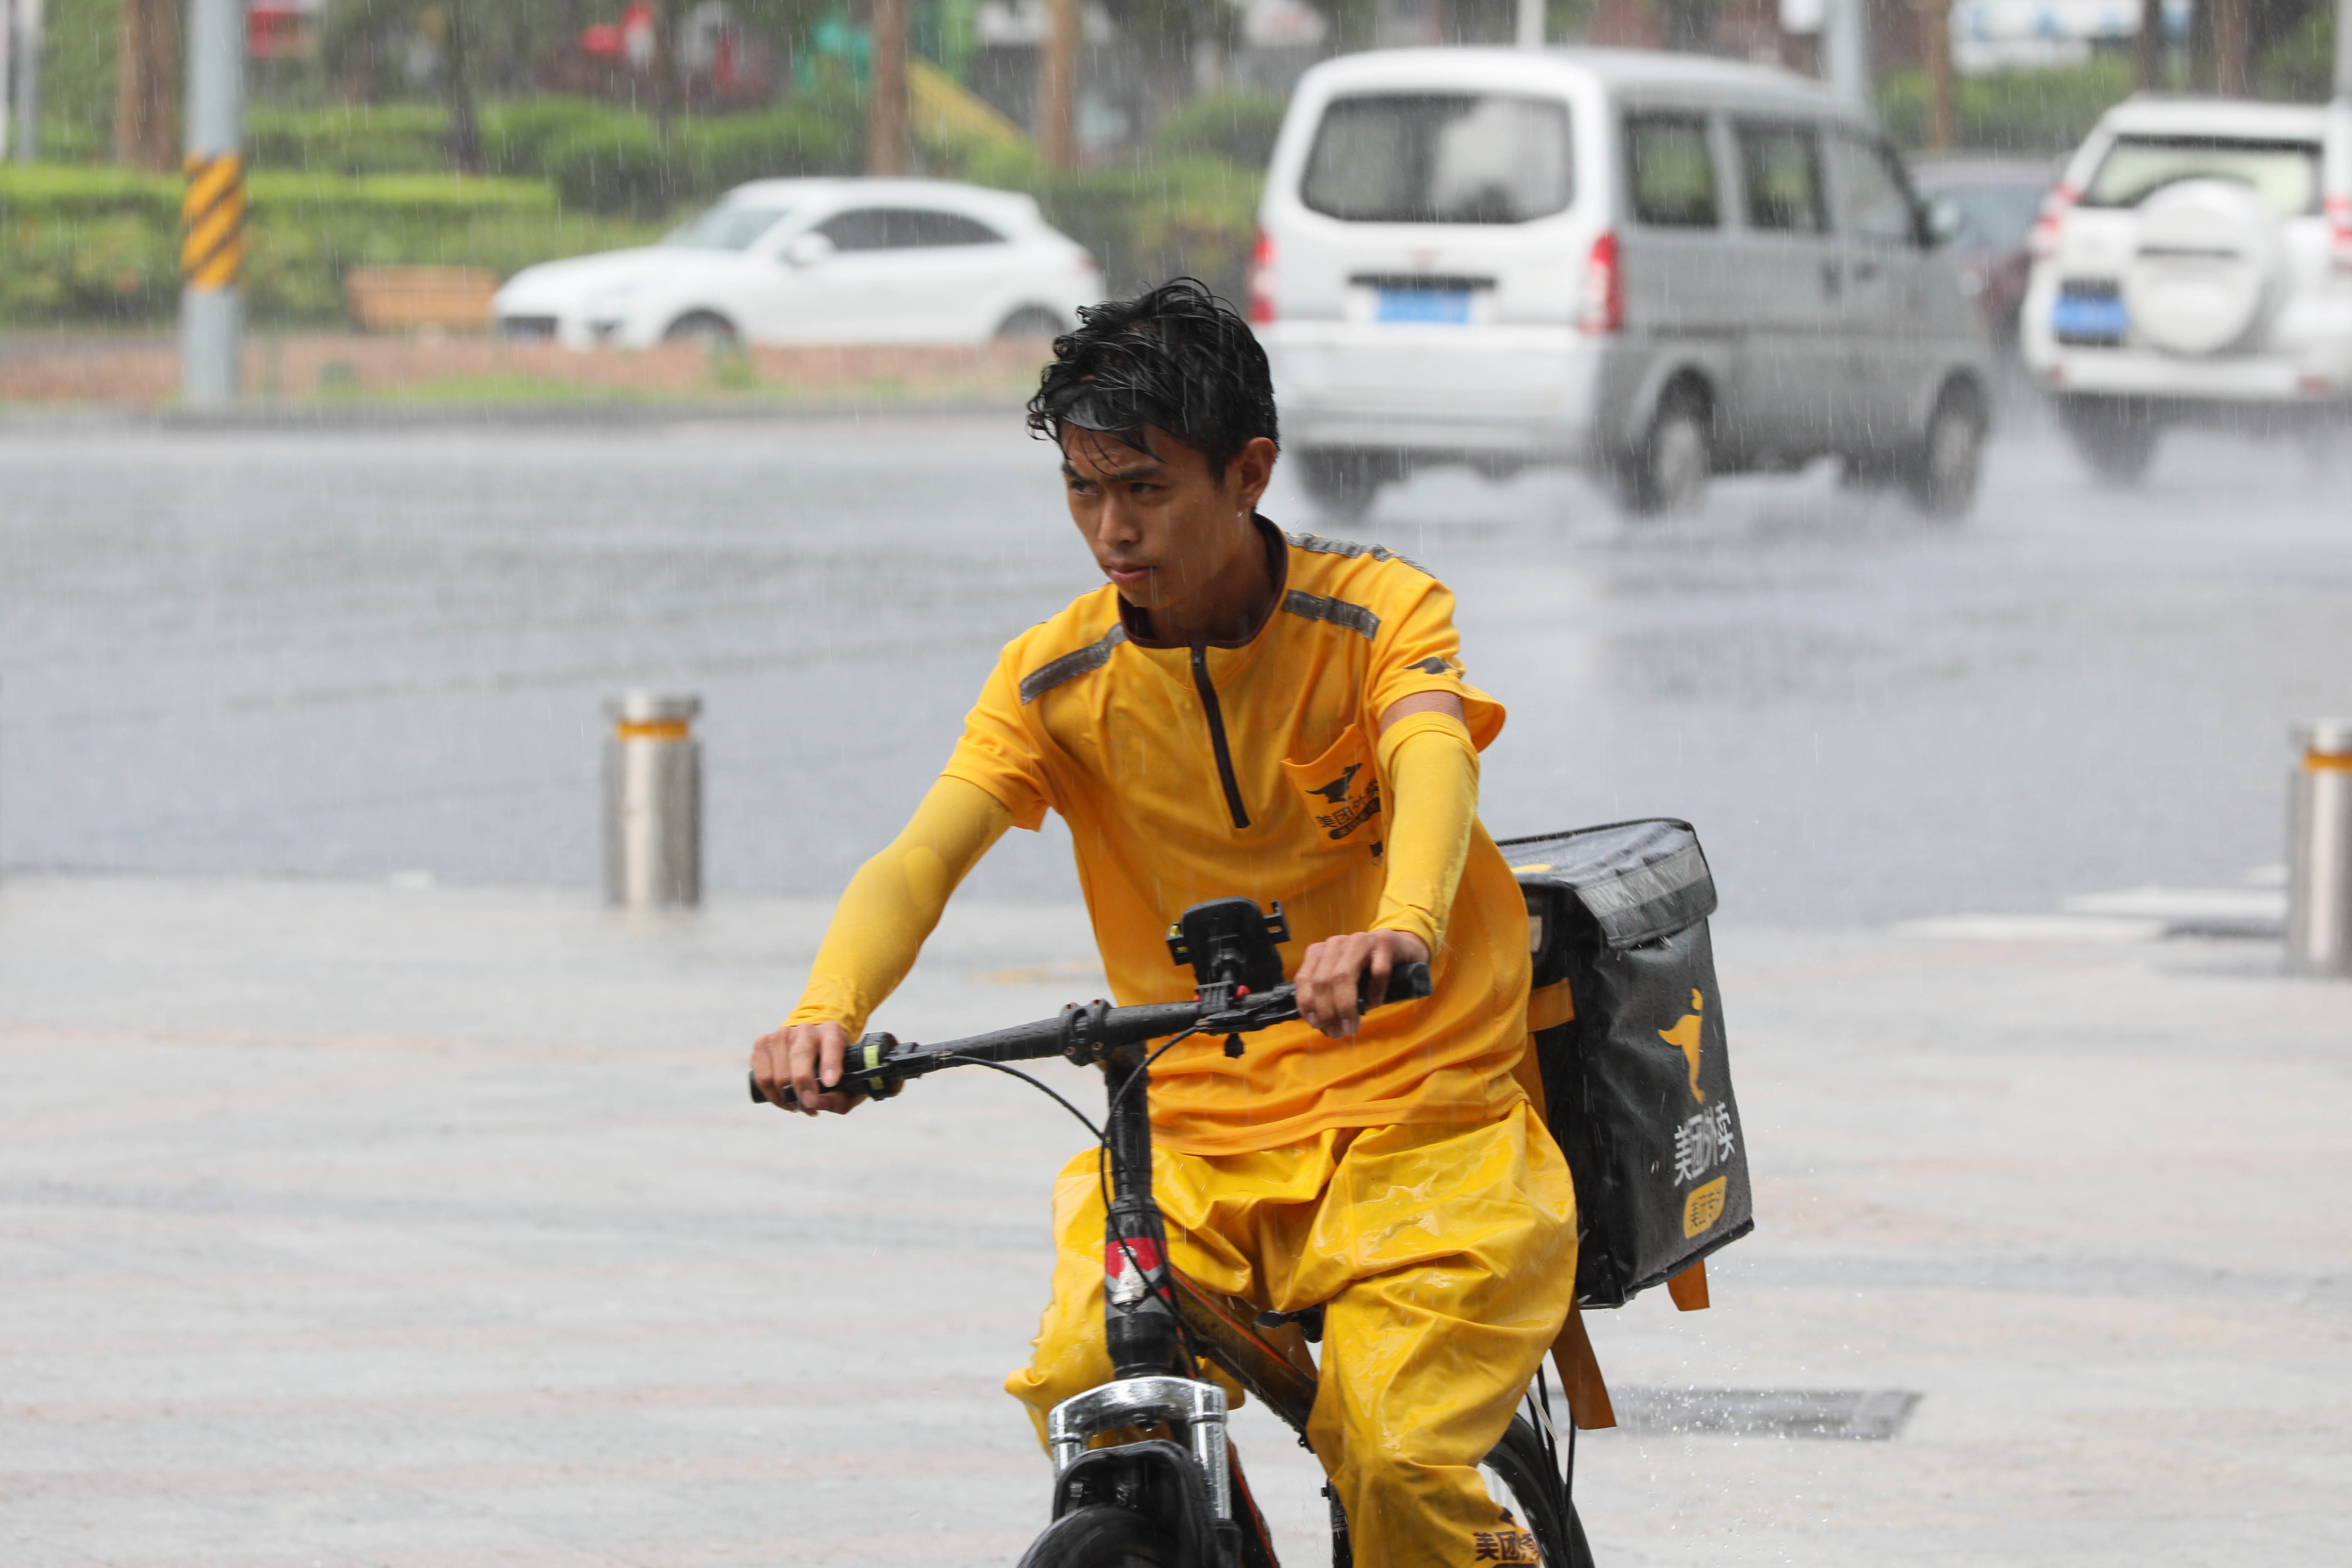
1190,644,1250,830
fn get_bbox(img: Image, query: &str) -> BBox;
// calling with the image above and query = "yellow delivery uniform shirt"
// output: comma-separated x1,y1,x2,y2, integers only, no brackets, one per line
942,523,1534,1156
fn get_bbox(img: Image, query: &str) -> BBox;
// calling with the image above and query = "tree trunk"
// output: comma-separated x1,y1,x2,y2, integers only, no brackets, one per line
2211,0,2248,93
2135,0,2164,87
867,0,906,175
2187,0,2214,89
446,0,485,173
1920,0,1954,149
650,0,680,128
1038,0,1076,170
115,0,182,173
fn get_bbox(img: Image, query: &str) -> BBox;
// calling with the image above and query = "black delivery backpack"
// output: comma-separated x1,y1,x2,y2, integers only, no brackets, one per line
1503,820,1753,1308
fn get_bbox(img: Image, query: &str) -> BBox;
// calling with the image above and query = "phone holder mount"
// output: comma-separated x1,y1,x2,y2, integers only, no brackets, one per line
1166,898,1290,1058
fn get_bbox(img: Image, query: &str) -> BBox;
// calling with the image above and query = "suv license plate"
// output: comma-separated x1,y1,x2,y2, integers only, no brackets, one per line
1377,287,1472,325
2051,291,2127,343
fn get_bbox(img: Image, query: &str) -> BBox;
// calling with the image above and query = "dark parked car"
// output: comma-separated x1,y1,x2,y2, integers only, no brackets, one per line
1913,157,2054,350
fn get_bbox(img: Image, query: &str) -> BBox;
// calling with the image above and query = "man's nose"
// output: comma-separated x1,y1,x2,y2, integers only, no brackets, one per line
1092,494,1142,547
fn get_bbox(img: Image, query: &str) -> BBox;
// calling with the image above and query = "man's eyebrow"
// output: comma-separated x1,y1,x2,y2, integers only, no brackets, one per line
1062,458,1165,482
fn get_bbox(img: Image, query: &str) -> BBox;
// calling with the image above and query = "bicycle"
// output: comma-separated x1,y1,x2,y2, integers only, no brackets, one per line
753,895,1599,1568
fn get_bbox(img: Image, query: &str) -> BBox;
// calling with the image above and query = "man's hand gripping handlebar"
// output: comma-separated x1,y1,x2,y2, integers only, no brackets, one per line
748,961,1432,1113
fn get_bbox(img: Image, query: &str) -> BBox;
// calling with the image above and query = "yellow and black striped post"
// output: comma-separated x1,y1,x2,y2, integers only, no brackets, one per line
180,152,246,295
179,0,245,406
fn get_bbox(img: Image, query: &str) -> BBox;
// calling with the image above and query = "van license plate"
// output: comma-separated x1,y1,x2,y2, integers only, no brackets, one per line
1377,287,1472,324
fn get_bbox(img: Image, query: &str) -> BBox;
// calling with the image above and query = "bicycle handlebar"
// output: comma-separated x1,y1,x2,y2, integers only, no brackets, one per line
750,961,1432,1110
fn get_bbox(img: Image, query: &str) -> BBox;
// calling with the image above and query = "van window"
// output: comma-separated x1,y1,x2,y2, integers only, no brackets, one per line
1302,94,1575,224
1827,133,1921,244
2080,136,2320,217
1735,122,1827,233
1624,114,1719,228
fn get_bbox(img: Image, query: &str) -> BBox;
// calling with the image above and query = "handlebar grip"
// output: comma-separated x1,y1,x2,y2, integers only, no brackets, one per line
1359,961,1432,1010
748,1032,904,1110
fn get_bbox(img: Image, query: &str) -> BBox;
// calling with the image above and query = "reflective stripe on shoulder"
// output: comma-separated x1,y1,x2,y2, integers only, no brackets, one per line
1285,530,1430,576
1281,590,1380,640
1018,624,1128,704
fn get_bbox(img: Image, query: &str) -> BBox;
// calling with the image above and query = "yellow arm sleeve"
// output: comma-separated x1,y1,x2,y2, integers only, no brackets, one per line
784,774,1016,1035
1372,710,1480,956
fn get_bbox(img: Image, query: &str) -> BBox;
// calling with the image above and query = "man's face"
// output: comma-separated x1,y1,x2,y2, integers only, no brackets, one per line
1061,426,1275,611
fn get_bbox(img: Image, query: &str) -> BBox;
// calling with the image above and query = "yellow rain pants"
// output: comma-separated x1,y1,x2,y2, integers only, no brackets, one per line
1007,1102,1577,1568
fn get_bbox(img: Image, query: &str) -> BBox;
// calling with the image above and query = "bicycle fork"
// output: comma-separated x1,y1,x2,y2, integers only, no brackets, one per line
1042,1049,1244,1567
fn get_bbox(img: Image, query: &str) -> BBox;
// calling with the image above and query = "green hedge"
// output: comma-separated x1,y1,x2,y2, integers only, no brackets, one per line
0,166,659,325
1878,59,2136,156
947,145,1263,301
2,85,1273,325
240,94,866,215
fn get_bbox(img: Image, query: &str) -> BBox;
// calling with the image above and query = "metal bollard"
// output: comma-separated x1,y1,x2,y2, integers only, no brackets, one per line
605,692,701,907
2287,719,2352,976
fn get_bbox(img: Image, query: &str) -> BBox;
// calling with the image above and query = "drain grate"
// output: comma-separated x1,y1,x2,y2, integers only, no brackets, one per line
1570,1387,1921,1440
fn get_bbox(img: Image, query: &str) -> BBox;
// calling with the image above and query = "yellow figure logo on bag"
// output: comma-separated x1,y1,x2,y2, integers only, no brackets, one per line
1657,988,1706,1102
1682,1176,1727,1238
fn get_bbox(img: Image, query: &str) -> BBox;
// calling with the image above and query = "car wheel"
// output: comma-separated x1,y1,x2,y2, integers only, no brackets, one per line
663,311,739,346
1613,385,1711,517
1903,383,1987,519
995,307,1066,341
1296,449,1388,523
2056,395,2159,487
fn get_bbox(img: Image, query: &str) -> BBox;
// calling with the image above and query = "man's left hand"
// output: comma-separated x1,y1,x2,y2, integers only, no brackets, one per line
1294,929,1430,1039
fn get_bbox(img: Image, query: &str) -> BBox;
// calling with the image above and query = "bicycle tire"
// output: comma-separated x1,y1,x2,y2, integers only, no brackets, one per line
1479,1415,1597,1568
1017,1504,1189,1568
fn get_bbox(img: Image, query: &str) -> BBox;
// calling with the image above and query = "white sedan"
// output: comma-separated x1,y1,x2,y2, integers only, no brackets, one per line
493,178,1101,348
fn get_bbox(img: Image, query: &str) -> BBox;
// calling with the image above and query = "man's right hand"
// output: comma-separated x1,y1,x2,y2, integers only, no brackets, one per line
751,1020,864,1118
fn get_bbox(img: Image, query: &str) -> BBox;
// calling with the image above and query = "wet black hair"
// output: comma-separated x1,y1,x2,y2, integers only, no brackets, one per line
1026,278,1279,480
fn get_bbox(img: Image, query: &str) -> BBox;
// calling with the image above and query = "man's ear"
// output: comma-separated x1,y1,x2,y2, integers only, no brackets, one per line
1232,437,1278,512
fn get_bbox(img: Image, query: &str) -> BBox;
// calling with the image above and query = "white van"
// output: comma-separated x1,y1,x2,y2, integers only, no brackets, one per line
1252,47,1993,517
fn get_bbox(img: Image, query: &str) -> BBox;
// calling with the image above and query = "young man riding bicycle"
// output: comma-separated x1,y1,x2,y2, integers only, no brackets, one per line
750,279,1577,1568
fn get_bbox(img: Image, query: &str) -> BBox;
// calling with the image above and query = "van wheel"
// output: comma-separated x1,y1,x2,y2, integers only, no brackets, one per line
1298,450,1386,523
1903,383,1987,519
1614,387,1710,517
2056,395,2159,487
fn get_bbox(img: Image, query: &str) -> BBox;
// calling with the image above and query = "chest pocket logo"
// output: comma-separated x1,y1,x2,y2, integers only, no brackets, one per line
1283,727,1382,844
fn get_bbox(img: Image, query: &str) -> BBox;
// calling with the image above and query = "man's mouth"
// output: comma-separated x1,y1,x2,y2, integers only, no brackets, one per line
1105,563,1153,589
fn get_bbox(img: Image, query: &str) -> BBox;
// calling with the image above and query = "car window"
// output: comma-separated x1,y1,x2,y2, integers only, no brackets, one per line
665,205,793,250
2080,136,2320,217
1828,133,1920,244
1734,122,1827,234
1624,113,1720,229
1302,93,1575,224
815,208,1007,251
1931,185,2043,249
909,211,1008,246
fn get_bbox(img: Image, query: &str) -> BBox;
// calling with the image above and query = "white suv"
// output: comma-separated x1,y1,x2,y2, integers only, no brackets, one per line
2023,96,2352,482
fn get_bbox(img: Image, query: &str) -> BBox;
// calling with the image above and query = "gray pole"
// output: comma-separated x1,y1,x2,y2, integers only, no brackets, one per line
2287,720,2352,977
1516,0,1544,49
180,0,244,407
2336,0,2351,98
1824,0,1873,109
604,692,703,908
12,0,38,162
1,0,13,162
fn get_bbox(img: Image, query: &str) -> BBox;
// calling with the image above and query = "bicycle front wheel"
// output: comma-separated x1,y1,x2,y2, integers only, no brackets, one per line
1479,1415,1597,1568
1017,1504,1187,1568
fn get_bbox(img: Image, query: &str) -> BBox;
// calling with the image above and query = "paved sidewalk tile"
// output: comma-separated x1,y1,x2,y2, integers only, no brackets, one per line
2,875,2347,1566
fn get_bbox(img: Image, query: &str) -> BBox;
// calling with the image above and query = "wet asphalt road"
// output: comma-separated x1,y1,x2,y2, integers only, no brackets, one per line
2,409,2346,924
